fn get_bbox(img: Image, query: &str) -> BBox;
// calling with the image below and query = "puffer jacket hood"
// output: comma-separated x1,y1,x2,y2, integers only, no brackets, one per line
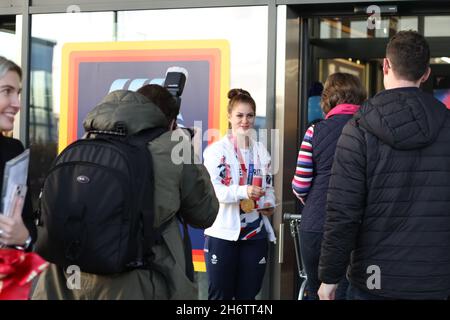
357,87,447,150
83,90,169,134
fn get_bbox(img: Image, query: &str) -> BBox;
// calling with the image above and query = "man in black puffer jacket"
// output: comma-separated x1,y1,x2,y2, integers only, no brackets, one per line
318,31,450,300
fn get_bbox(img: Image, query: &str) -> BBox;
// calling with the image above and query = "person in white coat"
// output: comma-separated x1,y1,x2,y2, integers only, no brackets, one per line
203,88,276,300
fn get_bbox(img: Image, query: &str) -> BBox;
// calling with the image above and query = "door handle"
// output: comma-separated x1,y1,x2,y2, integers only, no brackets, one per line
278,223,284,263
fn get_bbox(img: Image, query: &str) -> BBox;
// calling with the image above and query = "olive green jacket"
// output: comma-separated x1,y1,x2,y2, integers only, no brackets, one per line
32,90,218,300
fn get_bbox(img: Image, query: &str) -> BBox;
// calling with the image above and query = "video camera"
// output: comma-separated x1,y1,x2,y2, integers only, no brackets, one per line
163,66,188,115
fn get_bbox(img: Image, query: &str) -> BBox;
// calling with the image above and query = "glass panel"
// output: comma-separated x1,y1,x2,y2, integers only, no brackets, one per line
0,15,22,139
319,58,367,84
350,20,368,38
31,7,268,300
118,7,268,300
397,16,418,32
425,16,450,37
434,75,450,109
316,57,387,120
118,7,268,119
319,18,341,38
30,12,115,208
0,15,21,62
319,16,418,39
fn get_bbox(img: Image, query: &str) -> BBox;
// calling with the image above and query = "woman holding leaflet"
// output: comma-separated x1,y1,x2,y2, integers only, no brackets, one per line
203,88,276,300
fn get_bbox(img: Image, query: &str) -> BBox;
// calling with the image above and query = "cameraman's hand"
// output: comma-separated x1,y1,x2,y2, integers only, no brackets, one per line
0,197,29,246
247,185,265,201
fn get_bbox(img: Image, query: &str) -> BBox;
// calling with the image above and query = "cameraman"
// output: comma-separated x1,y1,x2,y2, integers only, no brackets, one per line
32,85,218,300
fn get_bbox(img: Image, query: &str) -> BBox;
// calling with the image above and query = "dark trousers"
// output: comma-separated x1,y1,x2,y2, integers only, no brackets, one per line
204,236,268,300
346,284,449,300
299,231,348,300
346,284,393,300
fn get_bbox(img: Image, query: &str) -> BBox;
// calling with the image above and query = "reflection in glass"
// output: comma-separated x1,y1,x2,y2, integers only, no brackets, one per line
30,7,268,299
117,7,268,119
30,12,115,208
319,16,418,39
425,16,450,37
0,15,22,141
0,15,21,62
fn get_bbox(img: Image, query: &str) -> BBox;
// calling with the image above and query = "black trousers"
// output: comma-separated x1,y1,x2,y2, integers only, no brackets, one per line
299,230,349,300
346,284,392,300
204,236,268,300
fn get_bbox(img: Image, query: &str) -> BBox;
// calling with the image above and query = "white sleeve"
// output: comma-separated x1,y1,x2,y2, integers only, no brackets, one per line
203,144,249,204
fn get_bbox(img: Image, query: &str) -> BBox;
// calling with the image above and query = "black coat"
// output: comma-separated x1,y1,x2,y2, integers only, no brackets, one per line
0,135,36,246
319,87,450,299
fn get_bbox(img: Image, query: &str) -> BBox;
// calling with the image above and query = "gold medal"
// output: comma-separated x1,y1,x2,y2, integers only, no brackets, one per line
240,199,255,213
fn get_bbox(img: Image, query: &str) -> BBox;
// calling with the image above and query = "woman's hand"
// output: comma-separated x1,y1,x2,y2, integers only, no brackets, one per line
247,185,265,201
258,202,275,217
0,197,29,247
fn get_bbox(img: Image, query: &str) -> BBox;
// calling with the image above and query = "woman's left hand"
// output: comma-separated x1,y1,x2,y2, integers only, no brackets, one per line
258,202,275,217
0,197,29,247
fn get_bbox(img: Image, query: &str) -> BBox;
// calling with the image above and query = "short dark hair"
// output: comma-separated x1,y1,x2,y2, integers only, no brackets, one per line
321,72,366,114
386,30,430,81
137,84,178,121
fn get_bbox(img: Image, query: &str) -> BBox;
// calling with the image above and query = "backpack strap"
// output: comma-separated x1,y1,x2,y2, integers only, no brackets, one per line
179,214,194,281
127,127,168,146
126,127,168,267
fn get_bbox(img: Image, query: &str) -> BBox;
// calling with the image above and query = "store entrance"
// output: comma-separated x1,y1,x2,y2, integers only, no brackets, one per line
279,2,450,300
305,14,450,124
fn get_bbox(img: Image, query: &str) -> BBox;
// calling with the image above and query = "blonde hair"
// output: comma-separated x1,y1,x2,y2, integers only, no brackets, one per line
0,56,22,80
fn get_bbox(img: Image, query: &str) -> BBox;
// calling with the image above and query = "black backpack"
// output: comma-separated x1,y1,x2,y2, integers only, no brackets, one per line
35,125,167,275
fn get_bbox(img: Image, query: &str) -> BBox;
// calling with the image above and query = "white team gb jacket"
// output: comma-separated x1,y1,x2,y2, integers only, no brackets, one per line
203,135,276,242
